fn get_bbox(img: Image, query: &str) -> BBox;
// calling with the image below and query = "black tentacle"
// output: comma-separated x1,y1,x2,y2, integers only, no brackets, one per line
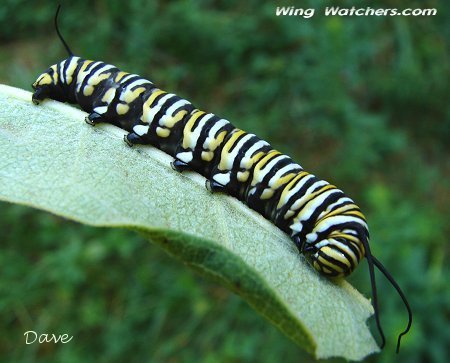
55,5,73,56
361,237,386,349
372,256,413,353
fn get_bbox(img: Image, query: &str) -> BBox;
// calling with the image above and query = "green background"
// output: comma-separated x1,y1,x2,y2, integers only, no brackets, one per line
0,0,448,362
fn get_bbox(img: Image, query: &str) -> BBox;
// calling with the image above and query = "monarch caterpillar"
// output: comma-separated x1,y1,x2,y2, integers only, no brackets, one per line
31,6,412,352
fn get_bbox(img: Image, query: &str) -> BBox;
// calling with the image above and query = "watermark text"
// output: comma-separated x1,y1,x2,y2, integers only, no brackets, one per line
24,330,73,344
275,6,437,19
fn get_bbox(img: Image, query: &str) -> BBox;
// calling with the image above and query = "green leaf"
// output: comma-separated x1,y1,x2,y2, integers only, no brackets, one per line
0,84,378,360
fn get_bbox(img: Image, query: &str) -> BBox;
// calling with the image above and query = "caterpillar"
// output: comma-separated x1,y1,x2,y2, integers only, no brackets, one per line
31,6,411,352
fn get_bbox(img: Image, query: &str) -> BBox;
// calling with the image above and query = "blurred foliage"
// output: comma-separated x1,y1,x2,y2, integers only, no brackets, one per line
0,0,449,362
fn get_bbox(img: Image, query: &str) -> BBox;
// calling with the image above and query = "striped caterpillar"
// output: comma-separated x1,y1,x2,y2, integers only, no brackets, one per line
31,6,411,352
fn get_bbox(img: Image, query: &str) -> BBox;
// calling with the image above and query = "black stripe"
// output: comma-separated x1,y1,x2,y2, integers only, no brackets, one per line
56,61,62,85
314,220,367,243
259,155,295,185
190,114,215,158
226,130,248,154
78,62,107,94
332,242,356,271
155,95,183,120
317,262,340,276
62,58,72,84
232,134,260,172
275,173,318,222
147,89,168,107
334,236,361,259
294,190,343,239
171,102,194,119
318,248,350,273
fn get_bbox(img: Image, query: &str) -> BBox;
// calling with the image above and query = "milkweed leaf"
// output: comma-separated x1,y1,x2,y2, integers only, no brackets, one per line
0,84,378,360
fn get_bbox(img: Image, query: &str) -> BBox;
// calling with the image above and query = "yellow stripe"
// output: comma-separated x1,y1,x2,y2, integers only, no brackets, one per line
76,60,93,87
116,104,129,115
79,60,93,74
251,150,281,186
123,86,146,104
288,185,340,220
208,130,228,152
317,203,357,222
163,109,188,128
218,130,246,171
156,127,170,138
36,73,52,86
65,59,78,85
271,172,297,189
51,65,58,84
276,171,309,210
345,210,366,220
115,71,129,82
253,150,280,172
182,110,206,149
145,89,166,107
141,89,167,124
101,88,116,103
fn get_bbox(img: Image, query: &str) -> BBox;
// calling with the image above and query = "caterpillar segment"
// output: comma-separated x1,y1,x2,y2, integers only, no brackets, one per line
173,112,235,175
124,89,195,155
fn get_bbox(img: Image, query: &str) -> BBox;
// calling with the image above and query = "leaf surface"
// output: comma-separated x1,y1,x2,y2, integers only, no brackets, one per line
0,84,378,360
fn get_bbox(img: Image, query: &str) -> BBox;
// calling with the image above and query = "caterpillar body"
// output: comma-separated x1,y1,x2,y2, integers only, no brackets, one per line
33,54,366,277
31,6,411,352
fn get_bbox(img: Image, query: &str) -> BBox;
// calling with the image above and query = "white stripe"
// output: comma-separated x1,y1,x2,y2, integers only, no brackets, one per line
314,215,368,234
166,99,190,116
88,64,115,84
326,197,352,212
143,93,174,124
202,118,229,149
331,239,358,260
256,154,290,183
176,152,193,163
306,232,318,242
76,61,101,93
185,113,214,149
118,79,152,102
223,133,255,170
159,99,191,128
289,222,303,233
126,78,152,88
268,162,301,187
279,174,317,211
315,239,329,248
239,140,269,169
294,188,340,223
213,173,231,186
343,228,359,235
60,60,67,84
317,196,351,220
120,74,139,83
289,180,328,212
133,125,149,136
93,106,108,114
65,57,80,85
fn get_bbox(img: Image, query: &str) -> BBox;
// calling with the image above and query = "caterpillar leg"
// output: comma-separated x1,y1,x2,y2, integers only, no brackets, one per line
124,132,144,147
85,111,105,126
292,235,303,252
171,159,191,172
205,179,226,193
292,235,316,254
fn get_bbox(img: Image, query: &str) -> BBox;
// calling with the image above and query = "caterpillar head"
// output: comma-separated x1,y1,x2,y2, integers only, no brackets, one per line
301,232,365,278
32,64,67,105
